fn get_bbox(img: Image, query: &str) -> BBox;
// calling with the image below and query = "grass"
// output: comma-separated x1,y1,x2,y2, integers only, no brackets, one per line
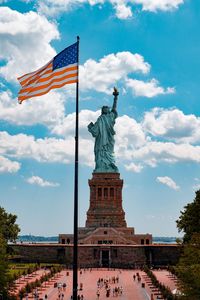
8,263,62,278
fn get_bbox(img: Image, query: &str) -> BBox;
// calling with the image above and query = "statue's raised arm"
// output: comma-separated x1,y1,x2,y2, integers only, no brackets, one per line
112,87,119,113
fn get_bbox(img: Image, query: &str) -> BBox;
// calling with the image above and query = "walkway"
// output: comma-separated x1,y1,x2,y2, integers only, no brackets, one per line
25,269,151,300
17,268,181,299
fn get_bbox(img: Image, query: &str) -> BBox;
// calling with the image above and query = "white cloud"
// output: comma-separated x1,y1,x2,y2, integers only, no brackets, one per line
52,109,100,137
115,114,147,161
0,155,20,173
0,90,65,128
80,52,150,94
36,0,184,19
112,1,133,19
26,175,59,187
126,78,175,97
0,131,93,167
37,0,93,16
0,131,72,163
156,176,180,190
134,0,184,12
133,141,200,166
125,162,143,172
0,7,59,82
143,108,200,143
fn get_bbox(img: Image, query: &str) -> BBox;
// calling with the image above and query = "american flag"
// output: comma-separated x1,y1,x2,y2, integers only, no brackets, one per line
18,42,78,103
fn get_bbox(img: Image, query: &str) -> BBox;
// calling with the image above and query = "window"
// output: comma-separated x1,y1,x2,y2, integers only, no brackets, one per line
141,239,144,245
110,188,114,197
93,249,97,259
98,188,102,197
146,239,149,245
113,249,118,257
67,238,70,244
104,231,108,235
61,239,65,244
104,188,108,197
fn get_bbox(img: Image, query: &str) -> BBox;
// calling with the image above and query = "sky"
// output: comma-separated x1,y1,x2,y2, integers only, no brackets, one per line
0,0,200,237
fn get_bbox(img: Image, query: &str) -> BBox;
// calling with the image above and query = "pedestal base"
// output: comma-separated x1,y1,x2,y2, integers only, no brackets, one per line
86,173,127,228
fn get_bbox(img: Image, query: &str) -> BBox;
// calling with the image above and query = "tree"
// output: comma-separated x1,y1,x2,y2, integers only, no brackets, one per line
176,233,200,299
176,190,200,243
0,207,20,243
0,233,9,296
0,206,20,298
176,191,200,298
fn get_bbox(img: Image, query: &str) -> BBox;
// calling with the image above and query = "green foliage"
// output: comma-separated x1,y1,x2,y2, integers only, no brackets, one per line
18,288,26,300
25,283,31,293
176,191,200,298
0,206,20,297
175,233,200,299
176,190,200,243
0,233,9,295
0,207,20,242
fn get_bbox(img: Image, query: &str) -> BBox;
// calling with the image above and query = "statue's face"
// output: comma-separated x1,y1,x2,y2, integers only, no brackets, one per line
102,106,110,114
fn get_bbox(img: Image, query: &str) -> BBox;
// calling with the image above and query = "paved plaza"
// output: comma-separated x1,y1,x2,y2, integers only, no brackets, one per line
14,268,178,300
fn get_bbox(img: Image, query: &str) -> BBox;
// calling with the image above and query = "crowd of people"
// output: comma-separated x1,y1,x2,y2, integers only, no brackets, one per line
96,275,123,298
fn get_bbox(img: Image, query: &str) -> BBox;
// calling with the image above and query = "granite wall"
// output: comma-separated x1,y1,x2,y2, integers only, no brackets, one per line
11,244,181,267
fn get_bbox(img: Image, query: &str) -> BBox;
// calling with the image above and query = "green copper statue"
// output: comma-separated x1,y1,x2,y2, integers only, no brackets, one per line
88,87,119,173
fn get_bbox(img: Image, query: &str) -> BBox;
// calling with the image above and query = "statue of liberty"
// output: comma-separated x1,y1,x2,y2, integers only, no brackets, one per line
88,87,119,173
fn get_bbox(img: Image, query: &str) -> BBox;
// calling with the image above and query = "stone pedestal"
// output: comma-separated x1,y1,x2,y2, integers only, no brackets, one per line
86,173,127,228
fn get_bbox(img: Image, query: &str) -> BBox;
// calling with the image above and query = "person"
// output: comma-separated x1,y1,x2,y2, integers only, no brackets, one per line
120,286,123,295
88,87,119,173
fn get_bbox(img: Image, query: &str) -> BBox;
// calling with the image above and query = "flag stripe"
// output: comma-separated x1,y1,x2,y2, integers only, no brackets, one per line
18,78,78,101
19,71,78,95
19,64,53,87
18,60,52,82
21,64,78,89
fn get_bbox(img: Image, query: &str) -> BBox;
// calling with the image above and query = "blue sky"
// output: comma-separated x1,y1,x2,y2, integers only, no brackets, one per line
0,0,199,237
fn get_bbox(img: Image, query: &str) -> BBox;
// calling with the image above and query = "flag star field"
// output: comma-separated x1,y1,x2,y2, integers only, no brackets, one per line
0,0,199,237
53,43,78,70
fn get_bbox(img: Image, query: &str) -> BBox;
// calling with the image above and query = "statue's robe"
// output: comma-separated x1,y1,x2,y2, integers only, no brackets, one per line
88,110,118,173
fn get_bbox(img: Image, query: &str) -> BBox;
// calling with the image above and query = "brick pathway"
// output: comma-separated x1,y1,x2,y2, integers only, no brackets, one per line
19,268,181,300
25,269,151,300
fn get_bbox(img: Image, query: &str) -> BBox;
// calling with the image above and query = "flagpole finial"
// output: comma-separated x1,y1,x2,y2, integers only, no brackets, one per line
77,36,80,41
